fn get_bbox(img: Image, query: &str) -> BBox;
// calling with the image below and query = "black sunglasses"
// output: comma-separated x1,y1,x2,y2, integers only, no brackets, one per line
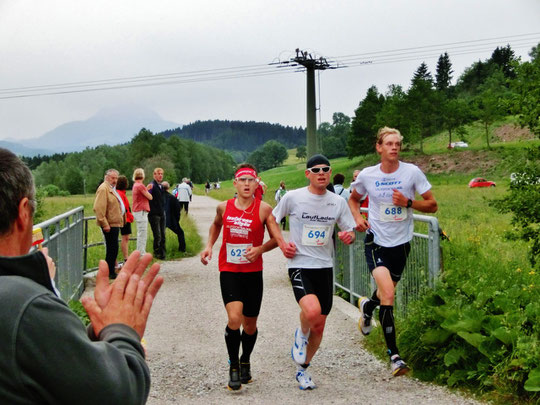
307,166,331,174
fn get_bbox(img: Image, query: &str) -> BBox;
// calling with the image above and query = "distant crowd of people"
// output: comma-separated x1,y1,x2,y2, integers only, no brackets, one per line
0,126,438,402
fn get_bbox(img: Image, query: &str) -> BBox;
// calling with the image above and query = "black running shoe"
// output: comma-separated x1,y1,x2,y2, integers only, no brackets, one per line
240,362,252,384
228,365,242,390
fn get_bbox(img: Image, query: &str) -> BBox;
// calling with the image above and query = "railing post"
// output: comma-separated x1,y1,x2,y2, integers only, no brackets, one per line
349,243,355,304
427,217,441,288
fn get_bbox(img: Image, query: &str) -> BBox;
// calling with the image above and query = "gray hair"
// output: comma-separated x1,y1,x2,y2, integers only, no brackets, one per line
162,181,170,191
0,148,35,236
105,168,119,178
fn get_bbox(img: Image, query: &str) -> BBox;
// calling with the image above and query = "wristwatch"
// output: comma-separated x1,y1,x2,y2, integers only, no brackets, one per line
406,199,413,208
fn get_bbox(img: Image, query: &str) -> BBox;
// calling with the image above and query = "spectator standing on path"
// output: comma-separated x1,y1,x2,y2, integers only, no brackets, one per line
333,173,350,201
176,177,192,215
0,148,164,404
348,127,437,377
132,168,153,255
274,181,288,230
93,169,124,279
162,181,186,253
200,163,281,391
148,168,166,260
270,154,356,390
116,175,134,266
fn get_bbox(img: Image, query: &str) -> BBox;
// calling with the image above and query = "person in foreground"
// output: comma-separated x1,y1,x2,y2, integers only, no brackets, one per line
0,147,164,404
348,127,437,377
200,164,279,391
271,154,356,390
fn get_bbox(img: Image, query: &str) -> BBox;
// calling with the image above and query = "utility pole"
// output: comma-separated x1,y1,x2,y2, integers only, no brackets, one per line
274,49,335,158
293,49,330,158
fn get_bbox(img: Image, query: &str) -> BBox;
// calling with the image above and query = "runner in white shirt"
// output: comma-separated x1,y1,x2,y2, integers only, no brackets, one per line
271,154,356,390
348,127,437,377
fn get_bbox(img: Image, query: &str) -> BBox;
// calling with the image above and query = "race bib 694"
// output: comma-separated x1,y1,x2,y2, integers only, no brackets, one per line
301,225,331,246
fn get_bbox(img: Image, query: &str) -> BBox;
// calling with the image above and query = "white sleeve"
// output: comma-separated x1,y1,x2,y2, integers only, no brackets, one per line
272,192,289,222
336,198,356,231
414,167,432,195
351,176,367,196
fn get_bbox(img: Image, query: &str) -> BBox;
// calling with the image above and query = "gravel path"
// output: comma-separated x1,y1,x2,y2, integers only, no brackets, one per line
143,194,481,405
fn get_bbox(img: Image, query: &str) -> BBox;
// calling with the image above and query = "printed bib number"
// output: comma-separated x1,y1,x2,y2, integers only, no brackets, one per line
379,203,408,222
226,243,252,264
301,225,331,246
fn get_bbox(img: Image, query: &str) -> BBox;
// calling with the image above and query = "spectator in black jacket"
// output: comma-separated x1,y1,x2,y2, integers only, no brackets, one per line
148,168,166,260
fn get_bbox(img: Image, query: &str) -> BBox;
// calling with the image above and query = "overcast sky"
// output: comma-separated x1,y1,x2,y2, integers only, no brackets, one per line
1,0,539,141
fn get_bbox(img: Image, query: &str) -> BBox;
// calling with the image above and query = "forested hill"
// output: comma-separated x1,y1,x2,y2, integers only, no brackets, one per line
160,120,305,152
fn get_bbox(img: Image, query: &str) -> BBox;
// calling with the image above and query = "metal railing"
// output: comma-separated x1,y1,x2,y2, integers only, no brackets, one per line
83,215,138,273
334,210,441,315
33,206,85,302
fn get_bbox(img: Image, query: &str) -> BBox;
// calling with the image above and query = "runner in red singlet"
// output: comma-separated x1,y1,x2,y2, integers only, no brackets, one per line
200,163,281,391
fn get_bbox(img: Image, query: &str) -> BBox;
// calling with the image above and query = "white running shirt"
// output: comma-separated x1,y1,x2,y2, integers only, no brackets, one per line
272,187,356,268
351,161,432,247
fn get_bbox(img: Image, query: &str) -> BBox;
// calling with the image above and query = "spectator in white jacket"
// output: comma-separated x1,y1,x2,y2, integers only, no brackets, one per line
176,178,193,214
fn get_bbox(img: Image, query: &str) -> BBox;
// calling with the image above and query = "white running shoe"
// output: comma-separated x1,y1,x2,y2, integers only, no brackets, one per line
291,328,309,365
390,354,410,377
296,368,316,390
358,296,376,336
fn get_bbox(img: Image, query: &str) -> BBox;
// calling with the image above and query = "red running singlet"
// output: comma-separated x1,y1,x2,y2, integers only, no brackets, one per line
218,198,264,273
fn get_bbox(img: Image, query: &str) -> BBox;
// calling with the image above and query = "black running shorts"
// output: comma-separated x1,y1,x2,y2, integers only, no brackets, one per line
288,267,333,315
364,232,411,282
220,271,263,318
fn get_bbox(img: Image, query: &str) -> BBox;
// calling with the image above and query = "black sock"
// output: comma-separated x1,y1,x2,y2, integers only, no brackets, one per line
225,326,241,366
364,289,380,316
379,305,399,357
240,329,258,363
300,363,310,369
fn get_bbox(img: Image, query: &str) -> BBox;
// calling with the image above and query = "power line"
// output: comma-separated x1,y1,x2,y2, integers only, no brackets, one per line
1,32,538,100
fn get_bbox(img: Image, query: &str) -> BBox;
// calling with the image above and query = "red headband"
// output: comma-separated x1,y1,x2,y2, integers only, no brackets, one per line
235,168,257,178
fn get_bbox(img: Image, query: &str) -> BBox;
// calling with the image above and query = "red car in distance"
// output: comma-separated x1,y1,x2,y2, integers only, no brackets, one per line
468,177,496,188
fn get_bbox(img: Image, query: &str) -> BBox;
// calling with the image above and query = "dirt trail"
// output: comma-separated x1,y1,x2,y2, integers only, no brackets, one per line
143,194,481,405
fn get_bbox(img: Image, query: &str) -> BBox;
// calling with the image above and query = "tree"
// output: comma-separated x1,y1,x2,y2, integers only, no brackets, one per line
456,60,494,97
247,140,288,172
491,146,540,267
318,112,350,158
435,52,453,93
375,85,407,130
412,62,433,84
473,70,509,149
441,98,473,146
347,86,385,157
511,43,540,137
489,45,517,79
296,145,306,160
405,63,439,152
